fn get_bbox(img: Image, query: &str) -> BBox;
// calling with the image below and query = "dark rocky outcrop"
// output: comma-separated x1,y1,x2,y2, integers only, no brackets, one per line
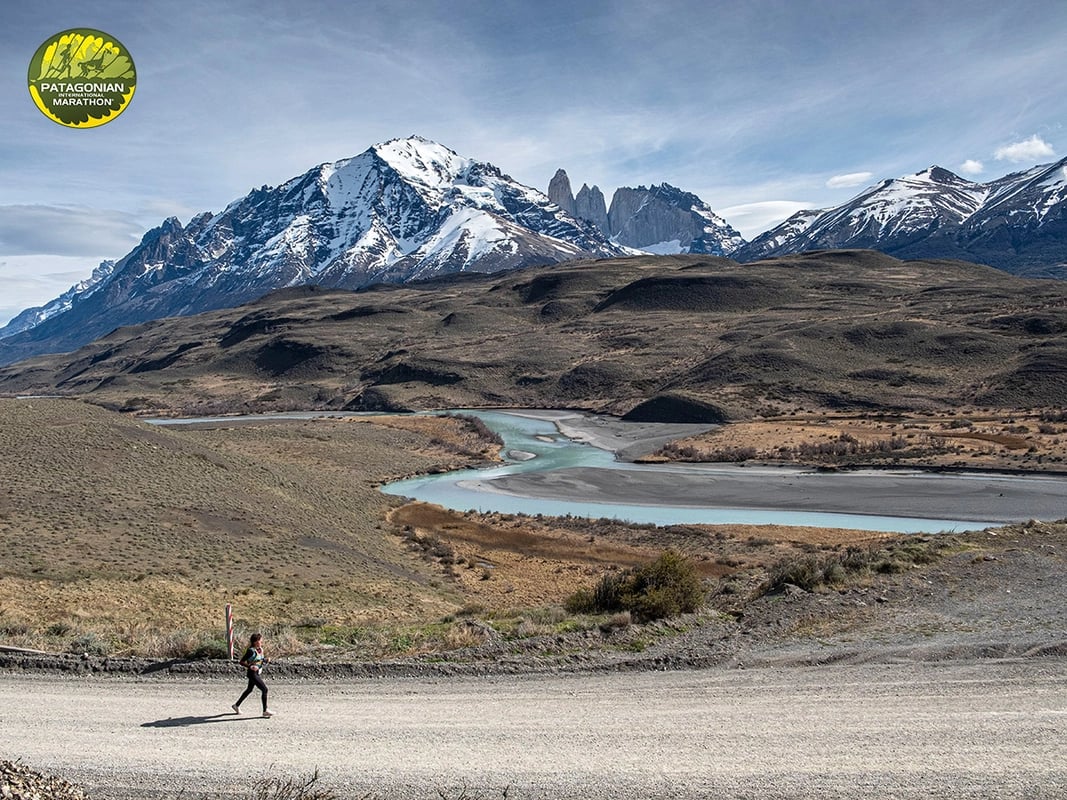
575,183,610,235
547,168,576,217
622,394,730,424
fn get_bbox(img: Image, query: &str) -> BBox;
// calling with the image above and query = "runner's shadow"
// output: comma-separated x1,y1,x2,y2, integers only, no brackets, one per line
141,713,254,727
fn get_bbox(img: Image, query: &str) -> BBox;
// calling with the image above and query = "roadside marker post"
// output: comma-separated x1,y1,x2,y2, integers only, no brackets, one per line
225,604,234,660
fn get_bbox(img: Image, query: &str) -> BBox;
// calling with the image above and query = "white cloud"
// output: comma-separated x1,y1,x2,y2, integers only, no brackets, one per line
826,172,873,189
960,159,985,175
719,201,814,238
994,135,1055,163
0,205,144,257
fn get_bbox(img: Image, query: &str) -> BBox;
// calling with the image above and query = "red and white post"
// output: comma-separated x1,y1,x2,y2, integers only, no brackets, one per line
225,603,234,660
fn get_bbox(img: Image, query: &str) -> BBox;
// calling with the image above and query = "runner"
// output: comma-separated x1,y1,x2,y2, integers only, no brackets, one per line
231,633,273,718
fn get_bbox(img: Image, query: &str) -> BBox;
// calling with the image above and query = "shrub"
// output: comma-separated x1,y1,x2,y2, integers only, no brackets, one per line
69,632,109,656
563,587,595,615
767,554,826,592
189,637,230,660
764,539,948,595
446,413,504,446
566,550,705,623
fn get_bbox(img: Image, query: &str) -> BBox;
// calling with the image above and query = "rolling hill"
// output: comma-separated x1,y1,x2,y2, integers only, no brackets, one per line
2,250,1065,419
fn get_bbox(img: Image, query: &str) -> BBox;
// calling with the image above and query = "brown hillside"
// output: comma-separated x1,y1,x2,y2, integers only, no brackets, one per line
1,251,1065,418
0,399,471,648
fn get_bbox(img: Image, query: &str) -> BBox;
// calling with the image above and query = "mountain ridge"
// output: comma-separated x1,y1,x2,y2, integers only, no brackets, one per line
736,159,1067,277
4,141,1067,368
0,136,628,366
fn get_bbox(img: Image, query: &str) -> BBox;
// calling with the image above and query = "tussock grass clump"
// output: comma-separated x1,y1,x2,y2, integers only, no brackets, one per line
763,537,953,595
565,550,705,623
240,770,339,800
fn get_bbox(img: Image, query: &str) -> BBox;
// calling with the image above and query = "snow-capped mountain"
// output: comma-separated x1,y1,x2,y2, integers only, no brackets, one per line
737,158,1067,277
0,259,117,338
0,136,627,365
548,171,745,256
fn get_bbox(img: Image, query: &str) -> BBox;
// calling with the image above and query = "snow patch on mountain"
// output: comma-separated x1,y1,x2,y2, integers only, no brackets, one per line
641,239,685,255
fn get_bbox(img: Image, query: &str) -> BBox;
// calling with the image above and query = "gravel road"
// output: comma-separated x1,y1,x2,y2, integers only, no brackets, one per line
2,662,1065,799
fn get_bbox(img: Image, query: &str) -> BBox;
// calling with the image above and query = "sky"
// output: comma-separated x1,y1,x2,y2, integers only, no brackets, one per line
1,0,1064,326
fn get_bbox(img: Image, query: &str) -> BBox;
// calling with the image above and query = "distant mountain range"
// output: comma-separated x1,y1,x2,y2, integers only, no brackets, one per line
736,161,1067,277
547,169,745,256
1,135,1065,367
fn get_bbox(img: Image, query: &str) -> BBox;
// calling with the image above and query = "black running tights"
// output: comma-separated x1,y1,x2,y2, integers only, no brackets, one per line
236,670,268,711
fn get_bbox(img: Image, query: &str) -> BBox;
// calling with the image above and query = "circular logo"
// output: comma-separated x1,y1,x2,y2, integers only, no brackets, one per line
27,28,136,128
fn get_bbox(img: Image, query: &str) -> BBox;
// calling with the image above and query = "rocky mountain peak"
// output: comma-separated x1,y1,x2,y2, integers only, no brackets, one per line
575,183,609,236
369,136,472,192
606,183,744,256
548,173,744,256
923,166,964,184
548,168,576,217
0,138,628,366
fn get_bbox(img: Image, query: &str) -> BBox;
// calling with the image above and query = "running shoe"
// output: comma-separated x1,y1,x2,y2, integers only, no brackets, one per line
262,709,274,718
232,703,240,714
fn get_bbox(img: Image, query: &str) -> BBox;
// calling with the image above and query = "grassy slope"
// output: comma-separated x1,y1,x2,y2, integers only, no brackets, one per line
0,399,482,654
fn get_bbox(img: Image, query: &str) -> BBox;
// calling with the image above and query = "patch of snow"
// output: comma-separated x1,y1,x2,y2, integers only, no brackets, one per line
450,183,505,212
417,207,509,266
640,239,685,255
373,136,471,193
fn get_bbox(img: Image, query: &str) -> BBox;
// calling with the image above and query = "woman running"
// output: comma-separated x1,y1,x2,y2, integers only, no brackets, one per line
232,633,273,718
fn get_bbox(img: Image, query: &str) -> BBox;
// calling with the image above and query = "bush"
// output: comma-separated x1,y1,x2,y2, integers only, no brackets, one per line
189,637,231,660
68,632,109,656
565,550,705,623
564,588,595,615
764,539,948,595
767,554,827,592
446,413,504,446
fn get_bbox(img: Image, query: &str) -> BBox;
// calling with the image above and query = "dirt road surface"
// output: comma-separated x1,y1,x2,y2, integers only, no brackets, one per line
2,662,1065,799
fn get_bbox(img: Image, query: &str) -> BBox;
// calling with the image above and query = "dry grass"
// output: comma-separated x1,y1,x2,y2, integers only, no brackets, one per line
0,398,907,658
387,501,893,613
0,399,477,654
651,409,1067,470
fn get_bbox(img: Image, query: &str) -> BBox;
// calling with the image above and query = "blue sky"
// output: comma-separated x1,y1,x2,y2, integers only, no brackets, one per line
1,0,1064,325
